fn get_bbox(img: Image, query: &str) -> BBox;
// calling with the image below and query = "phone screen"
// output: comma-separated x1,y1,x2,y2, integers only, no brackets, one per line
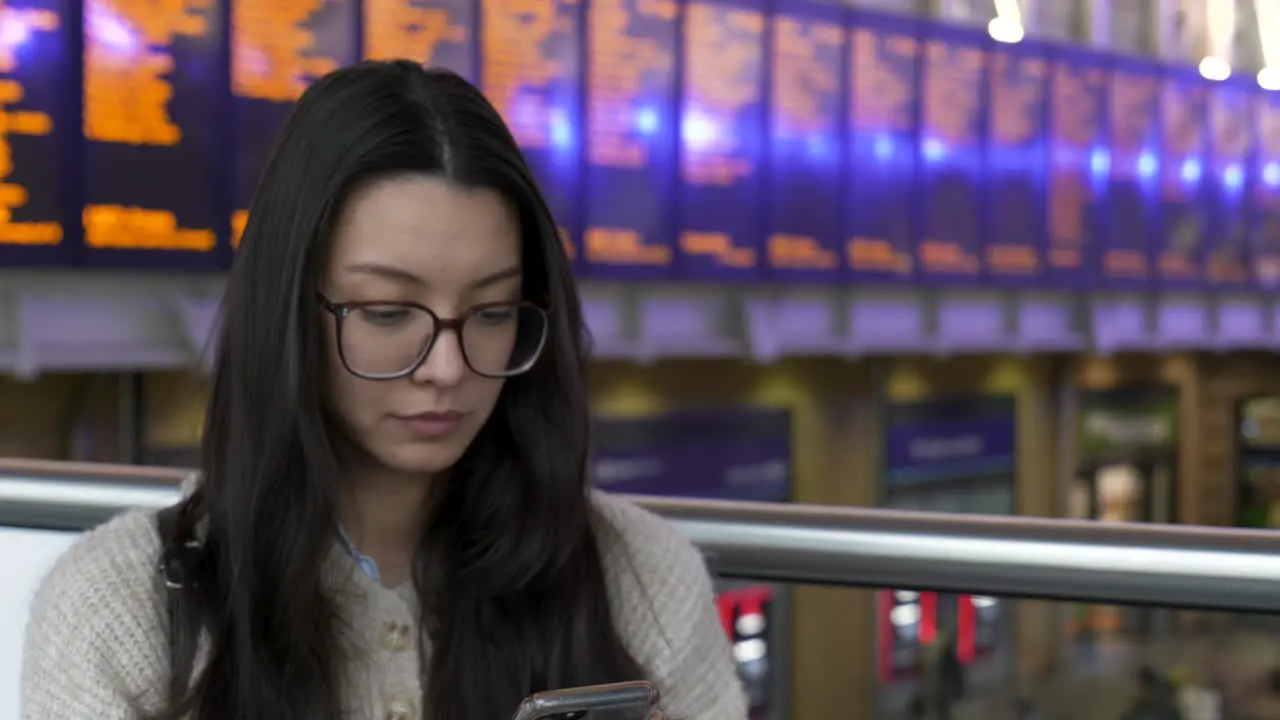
509,681,658,720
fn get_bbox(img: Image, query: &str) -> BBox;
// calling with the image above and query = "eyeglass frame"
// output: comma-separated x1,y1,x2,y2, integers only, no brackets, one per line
317,294,550,380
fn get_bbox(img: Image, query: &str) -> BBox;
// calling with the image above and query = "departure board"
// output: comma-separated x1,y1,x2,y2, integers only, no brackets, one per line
1252,94,1280,289
231,0,358,249
482,0,581,264
1156,74,1206,288
765,0,843,283
1046,53,1105,288
364,0,475,80
0,0,70,267
984,44,1045,284
677,0,765,281
917,27,984,283
82,0,225,267
1206,81,1252,288
844,12,916,282
581,0,676,279
1104,64,1160,288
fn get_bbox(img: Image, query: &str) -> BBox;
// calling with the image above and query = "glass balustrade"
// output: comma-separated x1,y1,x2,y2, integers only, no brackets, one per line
0,460,1276,720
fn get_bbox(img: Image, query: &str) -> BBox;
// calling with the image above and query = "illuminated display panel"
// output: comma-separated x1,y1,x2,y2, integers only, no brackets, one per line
1204,82,1252,288
1103,63,1160,287
82,0,225,267
231,0,358,250
716,584,778,717
1047,53,1105,288
0,0,70,267
1156,74,1207,287
582,0,677,279
918,27,984,282
1252,94,1280,289
678,0,765,280
877,588,931,683
984,44,1046,284
844,12,917,282
481,0,580,264
765,0,843,283
364,0,475,81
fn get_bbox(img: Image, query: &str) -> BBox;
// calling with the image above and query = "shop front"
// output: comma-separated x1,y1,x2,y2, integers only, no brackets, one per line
1237,395,1280,530
1068,386,1179,668
875,395,1017,716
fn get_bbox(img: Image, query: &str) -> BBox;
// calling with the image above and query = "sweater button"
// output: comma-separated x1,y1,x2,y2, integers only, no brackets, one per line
385,696,417,720
380,621,411,652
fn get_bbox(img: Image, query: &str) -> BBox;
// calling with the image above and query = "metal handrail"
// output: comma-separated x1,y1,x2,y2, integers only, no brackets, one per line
1,458,1278,613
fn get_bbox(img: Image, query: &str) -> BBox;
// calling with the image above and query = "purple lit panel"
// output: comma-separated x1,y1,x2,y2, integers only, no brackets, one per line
677,0,767,282
0,0,72,267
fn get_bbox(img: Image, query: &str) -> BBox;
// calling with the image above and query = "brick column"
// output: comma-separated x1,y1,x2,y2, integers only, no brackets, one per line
1012,358,1064,681
1194,353,1280,527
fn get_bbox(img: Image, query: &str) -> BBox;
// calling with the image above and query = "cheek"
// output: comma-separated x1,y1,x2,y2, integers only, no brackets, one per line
325,337,381,431
327,361,371,427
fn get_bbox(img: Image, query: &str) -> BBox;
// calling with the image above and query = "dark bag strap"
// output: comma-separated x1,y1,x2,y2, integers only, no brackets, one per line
156,503,199,705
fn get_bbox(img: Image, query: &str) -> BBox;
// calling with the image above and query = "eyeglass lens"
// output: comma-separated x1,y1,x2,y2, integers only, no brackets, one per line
338,303,546,378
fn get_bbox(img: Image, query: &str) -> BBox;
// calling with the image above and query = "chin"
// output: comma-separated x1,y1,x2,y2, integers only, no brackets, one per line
378,441,469,475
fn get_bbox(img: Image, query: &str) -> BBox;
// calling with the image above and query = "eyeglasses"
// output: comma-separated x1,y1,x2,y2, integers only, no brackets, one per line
318,296,549,380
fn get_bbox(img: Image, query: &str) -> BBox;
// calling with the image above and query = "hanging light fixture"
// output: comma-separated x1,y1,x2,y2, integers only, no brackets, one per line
1253,0,1280,88
1197,0,1234,80
988,0,1025,43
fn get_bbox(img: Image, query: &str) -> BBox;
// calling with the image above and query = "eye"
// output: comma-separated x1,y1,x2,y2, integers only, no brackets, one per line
473,305,518,325
356,305,414,327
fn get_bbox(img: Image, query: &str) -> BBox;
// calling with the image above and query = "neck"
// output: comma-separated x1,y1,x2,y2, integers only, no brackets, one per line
338,460,433,586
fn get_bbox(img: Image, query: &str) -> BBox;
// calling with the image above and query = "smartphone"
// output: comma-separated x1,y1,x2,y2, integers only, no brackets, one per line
509,680,658,720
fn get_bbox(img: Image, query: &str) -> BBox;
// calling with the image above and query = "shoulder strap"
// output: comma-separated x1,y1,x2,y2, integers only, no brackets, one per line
156,504,199,705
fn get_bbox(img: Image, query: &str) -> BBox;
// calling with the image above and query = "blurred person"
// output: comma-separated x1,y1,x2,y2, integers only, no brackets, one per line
907,693,926,719
918,624,964,720
1121,665,1184,720
1202,647,1232,719
1013,697,1042,720
939,627,965,705
19,61,745,720
1167,667,1217,720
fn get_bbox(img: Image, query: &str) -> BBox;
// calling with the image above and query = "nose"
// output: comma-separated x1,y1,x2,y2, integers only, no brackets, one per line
410,326,466,387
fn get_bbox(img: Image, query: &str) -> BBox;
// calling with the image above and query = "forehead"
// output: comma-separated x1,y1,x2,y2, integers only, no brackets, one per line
327,175,521,284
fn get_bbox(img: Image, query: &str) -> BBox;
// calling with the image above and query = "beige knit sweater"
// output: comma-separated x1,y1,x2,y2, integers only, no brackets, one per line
20,492,748,719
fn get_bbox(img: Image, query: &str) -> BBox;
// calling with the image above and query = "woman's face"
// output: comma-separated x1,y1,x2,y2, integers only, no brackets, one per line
320,175,523,476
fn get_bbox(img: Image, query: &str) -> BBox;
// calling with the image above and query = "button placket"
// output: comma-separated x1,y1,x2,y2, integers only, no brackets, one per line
384,695,418,720
379,620,412,653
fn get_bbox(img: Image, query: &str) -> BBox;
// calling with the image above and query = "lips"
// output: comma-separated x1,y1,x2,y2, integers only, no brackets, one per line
399,410,464,422
394,410,466,439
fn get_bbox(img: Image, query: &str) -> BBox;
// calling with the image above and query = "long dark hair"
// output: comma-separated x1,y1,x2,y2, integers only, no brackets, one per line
165,61,643,720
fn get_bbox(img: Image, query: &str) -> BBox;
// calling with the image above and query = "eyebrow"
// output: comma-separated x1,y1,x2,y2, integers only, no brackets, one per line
344,262,522,289
345,262,425,286
473,265,522,289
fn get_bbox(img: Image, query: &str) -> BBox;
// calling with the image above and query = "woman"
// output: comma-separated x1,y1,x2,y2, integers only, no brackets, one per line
21,61,745,720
